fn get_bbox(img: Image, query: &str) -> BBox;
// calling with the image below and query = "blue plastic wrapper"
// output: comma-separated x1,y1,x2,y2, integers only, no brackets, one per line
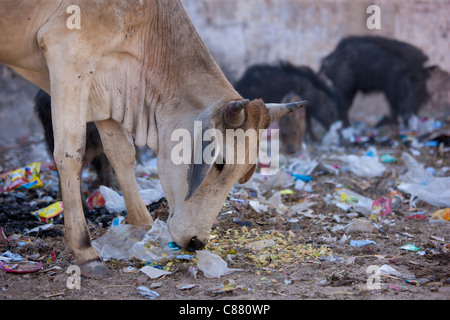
291,173,313,182
168,241,182,251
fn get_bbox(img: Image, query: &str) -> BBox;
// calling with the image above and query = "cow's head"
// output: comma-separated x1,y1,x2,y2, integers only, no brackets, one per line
158,99,307,251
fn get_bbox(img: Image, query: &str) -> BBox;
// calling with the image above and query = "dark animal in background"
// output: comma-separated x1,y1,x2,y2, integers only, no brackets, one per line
425,66,450,113
235,63,340,141
320,36,431,127
279,92,306,154
34,90,113,189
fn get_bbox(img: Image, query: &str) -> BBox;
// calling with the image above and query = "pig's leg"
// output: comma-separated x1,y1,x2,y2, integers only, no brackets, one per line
96,119,154,227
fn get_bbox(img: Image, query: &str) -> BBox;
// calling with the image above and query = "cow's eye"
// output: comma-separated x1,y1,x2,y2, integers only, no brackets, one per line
215,162,225,172
214,157,225,172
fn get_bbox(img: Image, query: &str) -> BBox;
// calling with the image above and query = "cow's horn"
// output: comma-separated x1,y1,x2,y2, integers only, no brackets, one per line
224,99,250,126
266,100,308,122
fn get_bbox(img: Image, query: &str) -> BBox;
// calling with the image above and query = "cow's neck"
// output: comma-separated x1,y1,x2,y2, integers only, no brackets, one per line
145,0,238,109
124,0,240,150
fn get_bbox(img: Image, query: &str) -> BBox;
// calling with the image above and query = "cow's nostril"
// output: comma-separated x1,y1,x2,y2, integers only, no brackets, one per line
186,237,205,252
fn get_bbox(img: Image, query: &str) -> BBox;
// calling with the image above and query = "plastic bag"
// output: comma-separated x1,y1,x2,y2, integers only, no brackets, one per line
430,208,450,223
92,224,147,260
399,178,450,207
249,200,268,214
266,192,287,213
196,250,241,278
334,188,373,214
93,219,181,263
398,153,450,207
136,178,165,203
322,121,343,147
336,154,385,178
129,219,181,263
3,162,43,192
372,196,392,217
31,201,64,223
290,200,316,216
87,190,105,210
349,239,377,247
377,264,403,278
0,261,43,274
100,184,164,214
100,186,127,214
137,286,160,300
399,152,432,185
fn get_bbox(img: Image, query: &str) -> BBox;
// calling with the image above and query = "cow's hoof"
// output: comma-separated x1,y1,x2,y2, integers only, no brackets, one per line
79,260,112,279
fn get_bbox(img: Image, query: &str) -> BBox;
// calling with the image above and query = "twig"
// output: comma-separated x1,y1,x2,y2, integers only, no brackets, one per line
32,291,65,299
101,284,135,290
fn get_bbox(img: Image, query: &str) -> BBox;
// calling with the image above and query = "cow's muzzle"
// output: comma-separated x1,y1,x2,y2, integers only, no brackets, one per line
186,236,206,252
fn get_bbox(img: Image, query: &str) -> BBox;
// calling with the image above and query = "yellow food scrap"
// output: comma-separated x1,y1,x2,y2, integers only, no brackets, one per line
205,227,332,268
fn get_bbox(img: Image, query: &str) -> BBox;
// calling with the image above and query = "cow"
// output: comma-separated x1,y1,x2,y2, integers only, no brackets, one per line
279,92,307,154
235,62,340,141
34,90,113,189
0,0,306,278
320,36,431,127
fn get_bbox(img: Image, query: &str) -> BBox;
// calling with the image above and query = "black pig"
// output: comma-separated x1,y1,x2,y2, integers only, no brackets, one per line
320,36,431,127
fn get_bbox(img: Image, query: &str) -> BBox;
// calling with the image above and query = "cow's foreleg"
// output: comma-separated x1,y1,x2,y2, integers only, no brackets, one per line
48,76,109,279
96,119,154,227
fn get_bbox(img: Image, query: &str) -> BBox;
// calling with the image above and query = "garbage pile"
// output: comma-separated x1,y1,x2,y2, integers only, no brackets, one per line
0,114,449,298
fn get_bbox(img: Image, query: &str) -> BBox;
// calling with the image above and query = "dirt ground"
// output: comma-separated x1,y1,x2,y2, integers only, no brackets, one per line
0,117,449,303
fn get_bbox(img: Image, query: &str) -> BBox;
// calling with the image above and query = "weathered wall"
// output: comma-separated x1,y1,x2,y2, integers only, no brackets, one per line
183,0,450,83
182,0,450,121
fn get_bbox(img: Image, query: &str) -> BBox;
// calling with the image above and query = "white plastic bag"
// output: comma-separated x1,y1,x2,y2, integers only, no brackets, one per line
100,183,164,214
92,224,147,260
399,178,450,207
129,219,181,263
399,152,432,185
100,186,127,213
336,154,385,178
322,121,343,147
398,153,450,207
93,219,179,262
196,250,241,278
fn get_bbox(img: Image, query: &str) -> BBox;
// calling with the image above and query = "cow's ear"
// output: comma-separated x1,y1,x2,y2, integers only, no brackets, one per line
238,164,257,184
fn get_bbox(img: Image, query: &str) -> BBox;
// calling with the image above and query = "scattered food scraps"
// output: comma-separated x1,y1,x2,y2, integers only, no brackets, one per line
205,227,332,268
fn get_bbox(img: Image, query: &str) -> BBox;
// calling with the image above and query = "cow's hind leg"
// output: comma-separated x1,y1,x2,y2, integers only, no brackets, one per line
96,119,154,227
